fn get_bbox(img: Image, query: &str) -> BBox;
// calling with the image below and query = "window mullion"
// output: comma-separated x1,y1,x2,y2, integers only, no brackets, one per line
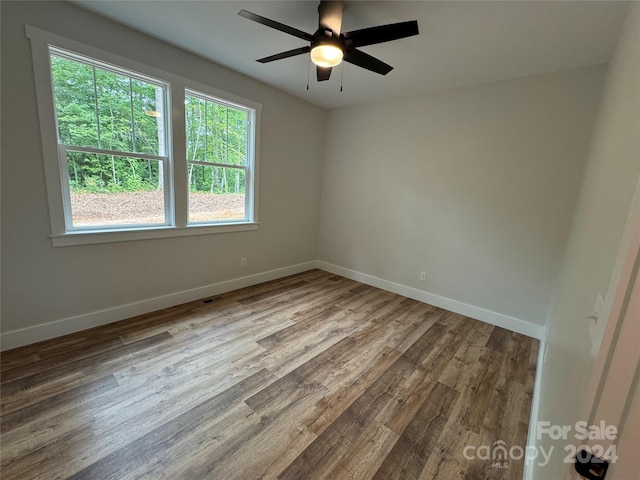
58,145,75,230
129,77,135,152
171,82,188,227
93,66,101,150
204,100,208,163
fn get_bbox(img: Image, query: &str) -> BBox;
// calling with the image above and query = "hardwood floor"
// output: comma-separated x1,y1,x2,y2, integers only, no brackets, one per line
0,270,539,480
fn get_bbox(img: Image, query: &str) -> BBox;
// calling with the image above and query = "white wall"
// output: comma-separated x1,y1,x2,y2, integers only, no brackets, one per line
318,66,605,329
534,4,640,478
0,2,325,346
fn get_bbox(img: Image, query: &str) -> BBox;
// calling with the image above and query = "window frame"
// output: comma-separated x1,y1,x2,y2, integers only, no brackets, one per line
184,88,255,226
50,47,173,231
26,25,261,247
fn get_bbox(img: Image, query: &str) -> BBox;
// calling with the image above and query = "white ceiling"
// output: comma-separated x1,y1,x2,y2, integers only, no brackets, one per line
73,1,629,109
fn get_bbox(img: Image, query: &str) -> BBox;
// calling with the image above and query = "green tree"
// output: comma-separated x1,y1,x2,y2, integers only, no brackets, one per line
51,54,163,193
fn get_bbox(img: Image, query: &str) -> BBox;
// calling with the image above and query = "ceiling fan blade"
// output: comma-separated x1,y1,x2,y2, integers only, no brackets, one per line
238,10,314,42
318,0,343,35
342,20,419,48
317,66,332,81
343,49,393,75
257,46,311,63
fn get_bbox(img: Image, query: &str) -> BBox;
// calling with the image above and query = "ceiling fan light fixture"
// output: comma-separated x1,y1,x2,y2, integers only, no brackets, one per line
310,44,343,68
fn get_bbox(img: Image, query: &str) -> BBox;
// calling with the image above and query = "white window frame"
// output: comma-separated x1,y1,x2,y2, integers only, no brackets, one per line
51,47,173,231
184,88,256,225
26,25,261,247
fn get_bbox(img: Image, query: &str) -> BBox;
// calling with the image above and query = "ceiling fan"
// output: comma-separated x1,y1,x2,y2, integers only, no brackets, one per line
238,1,419,82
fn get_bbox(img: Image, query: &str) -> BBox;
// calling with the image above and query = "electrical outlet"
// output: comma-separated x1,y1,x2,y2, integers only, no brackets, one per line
240,258,247,268
419,272,427,282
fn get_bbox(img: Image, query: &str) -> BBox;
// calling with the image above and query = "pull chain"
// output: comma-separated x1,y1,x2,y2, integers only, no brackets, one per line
340,62,344,92
306,57,311,91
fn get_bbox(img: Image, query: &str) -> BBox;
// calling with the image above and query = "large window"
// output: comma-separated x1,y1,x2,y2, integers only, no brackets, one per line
27,26,260,246
50,49,169,228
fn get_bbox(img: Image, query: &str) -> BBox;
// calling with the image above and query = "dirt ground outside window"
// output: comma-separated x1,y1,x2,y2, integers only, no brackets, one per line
70,191,245,226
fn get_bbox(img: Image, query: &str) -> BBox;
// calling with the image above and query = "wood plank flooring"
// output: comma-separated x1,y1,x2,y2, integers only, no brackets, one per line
0,269,539,480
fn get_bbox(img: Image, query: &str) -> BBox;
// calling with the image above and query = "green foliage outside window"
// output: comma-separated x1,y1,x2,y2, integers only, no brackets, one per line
51,54,250,197
185,94,248,195
51,54,164,193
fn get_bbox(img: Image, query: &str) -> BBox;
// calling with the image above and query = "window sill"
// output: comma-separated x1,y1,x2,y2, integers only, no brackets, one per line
51,223,260,247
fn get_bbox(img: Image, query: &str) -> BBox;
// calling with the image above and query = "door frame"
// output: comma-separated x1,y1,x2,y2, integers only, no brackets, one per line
569,179,640,479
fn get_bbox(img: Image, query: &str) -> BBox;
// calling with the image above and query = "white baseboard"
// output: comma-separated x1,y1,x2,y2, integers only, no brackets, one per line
316,261,545,340
523,331,547,480
0,261,317,351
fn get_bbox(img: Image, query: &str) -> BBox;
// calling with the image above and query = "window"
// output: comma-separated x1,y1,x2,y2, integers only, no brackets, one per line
50,49,170,229
26,26,260,246
185,91,251,224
